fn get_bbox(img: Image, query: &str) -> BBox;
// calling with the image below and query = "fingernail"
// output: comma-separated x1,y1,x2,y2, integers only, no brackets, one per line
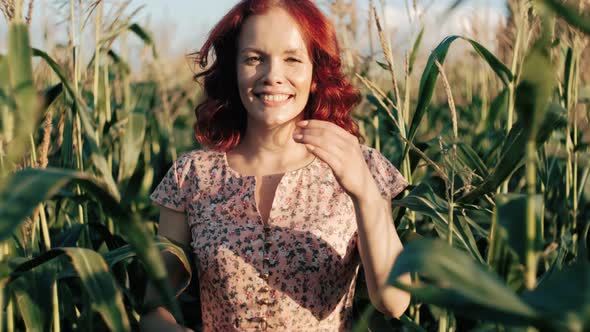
298,120,308,127
293,134,303,140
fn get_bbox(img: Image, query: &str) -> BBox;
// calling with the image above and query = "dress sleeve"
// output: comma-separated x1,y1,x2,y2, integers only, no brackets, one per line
362,146,409,200
149,154,193,212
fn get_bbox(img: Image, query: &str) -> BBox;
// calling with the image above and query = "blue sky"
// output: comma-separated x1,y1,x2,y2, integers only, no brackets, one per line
0,0,507,64
134,0,507,56
135,0,506,27
137,0,239,27
134,0,241,55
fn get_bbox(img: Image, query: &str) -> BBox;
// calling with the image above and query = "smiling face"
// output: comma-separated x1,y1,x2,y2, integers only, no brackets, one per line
236,7,314,128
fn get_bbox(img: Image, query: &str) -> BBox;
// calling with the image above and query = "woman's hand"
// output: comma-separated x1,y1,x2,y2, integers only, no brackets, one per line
293,119,375,199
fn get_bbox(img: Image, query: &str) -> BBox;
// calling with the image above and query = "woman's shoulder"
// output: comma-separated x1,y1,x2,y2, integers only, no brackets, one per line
178,148,224,165
172,148,225,180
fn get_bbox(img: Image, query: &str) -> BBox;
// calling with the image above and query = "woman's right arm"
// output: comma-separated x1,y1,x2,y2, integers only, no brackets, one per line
139,206,194,332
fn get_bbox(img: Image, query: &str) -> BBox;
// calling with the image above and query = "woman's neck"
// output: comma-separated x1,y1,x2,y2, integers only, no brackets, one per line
228,116,314,174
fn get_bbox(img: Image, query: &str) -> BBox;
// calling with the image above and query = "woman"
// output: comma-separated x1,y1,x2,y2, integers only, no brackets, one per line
141,0,411,331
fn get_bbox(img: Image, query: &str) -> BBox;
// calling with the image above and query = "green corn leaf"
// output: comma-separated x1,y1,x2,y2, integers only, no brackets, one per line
409,27,425,75
0,54,15,161
515,43,555,140
394,183,484,263
28,237,192,304
387,238,540,327
8,22,36,114
522,261,590,331
51,222,125,249
399,314,429,332
41,83,63,110
486,221,524,292
7,247,130,331
102,236,192,297
87,222,127,250
11,263,56,332
495,194,544,265
457,204,491,238
445,0,466,13
31,49,73,98
0,168,183,322
394,183,449,223
563,47,574,108
406,35,513,158
542,0,590,35
119,112,147,182
61,248,130,332
52,223,85,247
0,54,9,89
32,48,121,201
107,49,131,76
61,107,75,168
352,304,374,332
98,22,157,57
0,168,89,241
456,216,484,260
0,89,16,109
121,157,148,207
456,142,489,179
376,60,389,70
128,23,158,58
5,23,40,166
487,87,509,127
459,104,567,202
117,214,185,324
86,48,131,75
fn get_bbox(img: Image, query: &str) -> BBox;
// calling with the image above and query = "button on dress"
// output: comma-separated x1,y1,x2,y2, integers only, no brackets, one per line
150,144,408,331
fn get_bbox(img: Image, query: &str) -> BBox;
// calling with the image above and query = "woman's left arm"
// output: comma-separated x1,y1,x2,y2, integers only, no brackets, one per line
294,120,411,318
351,184,411,318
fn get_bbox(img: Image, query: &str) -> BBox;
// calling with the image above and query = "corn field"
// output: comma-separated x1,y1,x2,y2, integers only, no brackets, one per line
0,0,589,331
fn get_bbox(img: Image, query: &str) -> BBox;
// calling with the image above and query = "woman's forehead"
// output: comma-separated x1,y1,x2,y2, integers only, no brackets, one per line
238,7,309,54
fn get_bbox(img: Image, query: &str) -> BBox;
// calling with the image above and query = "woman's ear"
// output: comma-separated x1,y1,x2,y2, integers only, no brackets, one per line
310,81,317,94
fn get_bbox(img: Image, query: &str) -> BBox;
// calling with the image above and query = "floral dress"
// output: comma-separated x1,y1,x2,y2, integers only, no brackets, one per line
149,144,408,331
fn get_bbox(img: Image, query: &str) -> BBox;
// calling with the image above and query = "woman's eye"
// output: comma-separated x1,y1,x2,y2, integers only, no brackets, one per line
286,57,301,63
245,56,261,64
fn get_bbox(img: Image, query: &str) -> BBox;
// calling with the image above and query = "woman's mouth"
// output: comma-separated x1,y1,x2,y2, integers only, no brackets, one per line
255,93,294,107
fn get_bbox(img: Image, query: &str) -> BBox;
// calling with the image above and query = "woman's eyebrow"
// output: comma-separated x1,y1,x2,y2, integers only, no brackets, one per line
238,48,305,55
239,47,263,54
284,49,305,56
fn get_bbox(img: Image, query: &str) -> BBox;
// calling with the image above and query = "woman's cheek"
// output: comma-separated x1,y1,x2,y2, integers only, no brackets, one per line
298,67,314,91
237,69,255,97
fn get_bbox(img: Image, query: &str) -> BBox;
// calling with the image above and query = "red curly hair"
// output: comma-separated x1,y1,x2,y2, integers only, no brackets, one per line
192,0,362,152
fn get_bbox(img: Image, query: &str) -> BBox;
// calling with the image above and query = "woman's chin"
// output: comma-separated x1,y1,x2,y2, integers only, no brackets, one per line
249,112,302,128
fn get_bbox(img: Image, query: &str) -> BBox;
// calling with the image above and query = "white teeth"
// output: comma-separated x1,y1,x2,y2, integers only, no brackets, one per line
259,94,290,102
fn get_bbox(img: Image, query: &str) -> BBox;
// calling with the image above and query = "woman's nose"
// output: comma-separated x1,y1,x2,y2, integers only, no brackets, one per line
262,59,284,85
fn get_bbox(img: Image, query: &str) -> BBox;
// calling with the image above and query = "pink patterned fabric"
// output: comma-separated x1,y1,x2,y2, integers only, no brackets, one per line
150,144,408,331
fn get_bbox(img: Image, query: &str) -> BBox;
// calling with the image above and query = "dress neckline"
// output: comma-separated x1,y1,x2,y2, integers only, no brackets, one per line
222,151,318,178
